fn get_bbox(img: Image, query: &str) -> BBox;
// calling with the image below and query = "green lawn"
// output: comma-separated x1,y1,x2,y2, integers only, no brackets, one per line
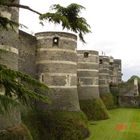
87,108,140,140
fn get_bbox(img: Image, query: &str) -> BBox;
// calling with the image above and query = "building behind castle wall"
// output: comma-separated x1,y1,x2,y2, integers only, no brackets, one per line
77,50,100,100
35,32,80,111
118,96,140,107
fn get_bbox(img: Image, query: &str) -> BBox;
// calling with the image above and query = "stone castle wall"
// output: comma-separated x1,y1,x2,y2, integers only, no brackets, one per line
99,56,110,94
0,0,22,131
0,0,19,70
0,2,122,112
77,50,100,100
99,56,122,94
18,30,37,77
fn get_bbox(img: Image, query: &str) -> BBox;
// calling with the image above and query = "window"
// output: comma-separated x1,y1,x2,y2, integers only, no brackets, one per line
53,37,59,46
94,77,99,85
40,73,45,82
84,52,89,58
99,59,103,64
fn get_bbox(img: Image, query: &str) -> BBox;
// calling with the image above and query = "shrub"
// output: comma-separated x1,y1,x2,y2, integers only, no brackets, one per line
0,123,33,140
22,110,90,140
100,93,116,109
79,98,110,121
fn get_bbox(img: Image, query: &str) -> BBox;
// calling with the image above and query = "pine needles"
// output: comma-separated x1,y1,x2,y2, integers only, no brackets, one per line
40,3,91,43
0,64,50,113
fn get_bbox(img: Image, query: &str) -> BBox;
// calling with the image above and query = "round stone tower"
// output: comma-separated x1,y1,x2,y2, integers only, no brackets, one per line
0,1,30,138
35,32,80,111
0,0,19,70
77,50,100,99
99,56,110,94
114,59,122,84
77,51,109,120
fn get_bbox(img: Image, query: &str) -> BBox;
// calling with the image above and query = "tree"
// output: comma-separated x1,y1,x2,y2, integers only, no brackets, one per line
0,0,91,43
0,0,91,112
0,64,50,113
40,3,91,43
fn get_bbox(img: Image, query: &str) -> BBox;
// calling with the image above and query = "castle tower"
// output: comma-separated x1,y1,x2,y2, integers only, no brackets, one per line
77,50,99,99
35,32,80,111
0,0,25,135
99,56,110,94
113,59,122,84
77,50,109,120
0,0,19,70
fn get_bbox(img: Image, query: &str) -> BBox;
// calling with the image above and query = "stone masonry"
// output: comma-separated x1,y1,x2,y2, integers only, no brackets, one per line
77,50,100,100
0,3,122,112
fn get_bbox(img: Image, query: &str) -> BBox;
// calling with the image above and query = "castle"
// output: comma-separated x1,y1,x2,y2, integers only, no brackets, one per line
0,1,123,139
0,28,122,110
0,0,122,112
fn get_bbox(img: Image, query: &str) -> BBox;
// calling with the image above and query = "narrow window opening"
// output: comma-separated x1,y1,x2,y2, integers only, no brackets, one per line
99,59,103,64
53,37,59,46
40,73,45,82
84,52,89,58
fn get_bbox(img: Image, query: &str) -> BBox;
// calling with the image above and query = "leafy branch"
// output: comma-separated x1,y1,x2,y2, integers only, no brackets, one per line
0,1,91,43
0,64,50,112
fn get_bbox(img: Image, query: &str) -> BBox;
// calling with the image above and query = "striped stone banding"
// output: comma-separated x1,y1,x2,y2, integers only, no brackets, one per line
0,45,18,54
46,73,77,76
79,77,98,79
48,86,77,88
99,68,109,70
77,54,98,57
78,62,98,65
99,73,110,75
1,11,11,20
80,85,99,87
37,48,76,53
36,36,77,43
99,85,109,87
77,69,98,72
36,60,77,65
99,79,109,81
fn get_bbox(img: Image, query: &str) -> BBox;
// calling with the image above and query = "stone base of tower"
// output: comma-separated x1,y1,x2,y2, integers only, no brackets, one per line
22,109,90,140
79,98,110,121
36,88,80,112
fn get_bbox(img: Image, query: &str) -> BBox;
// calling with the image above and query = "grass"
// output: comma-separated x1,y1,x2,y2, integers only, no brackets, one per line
87,108,140,140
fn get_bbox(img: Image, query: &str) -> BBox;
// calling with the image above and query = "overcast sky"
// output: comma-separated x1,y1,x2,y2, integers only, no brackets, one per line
19,0,140,81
